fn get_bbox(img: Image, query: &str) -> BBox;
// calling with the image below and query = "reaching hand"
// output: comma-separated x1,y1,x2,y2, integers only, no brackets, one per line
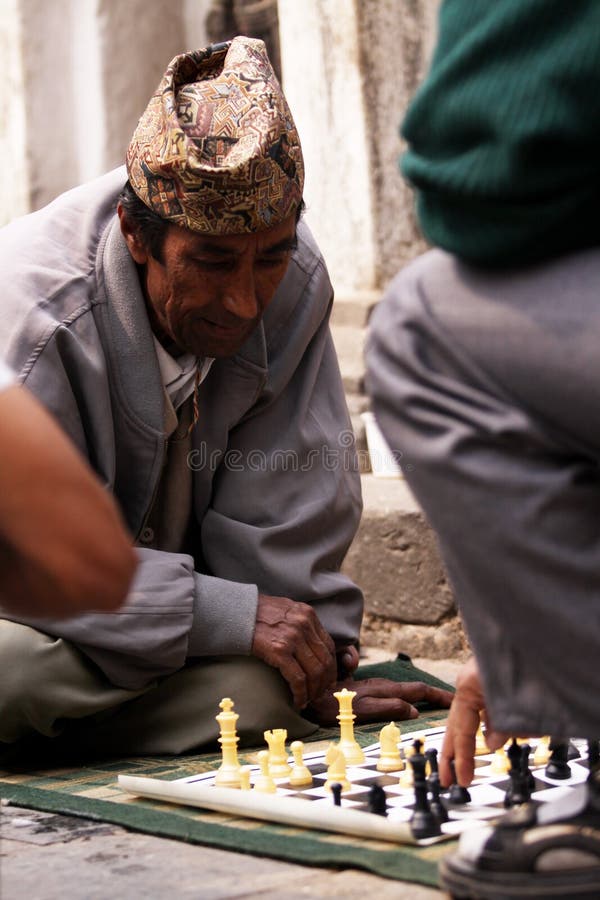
305,676,454,726
251,593,338,709
439,656,509,788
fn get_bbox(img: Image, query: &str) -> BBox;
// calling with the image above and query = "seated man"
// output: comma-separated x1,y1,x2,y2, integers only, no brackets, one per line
0,37,451,758
0,361,136,617
367,1,600,897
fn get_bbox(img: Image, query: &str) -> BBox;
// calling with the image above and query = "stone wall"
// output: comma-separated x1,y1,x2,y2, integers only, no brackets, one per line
279,0,440,297
1,0,440,280
356,0,439,286
343,476,468,660
0,0,213,224
0,0,29,223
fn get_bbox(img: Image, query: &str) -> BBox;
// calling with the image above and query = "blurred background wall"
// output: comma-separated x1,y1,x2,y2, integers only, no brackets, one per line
0,0,439,297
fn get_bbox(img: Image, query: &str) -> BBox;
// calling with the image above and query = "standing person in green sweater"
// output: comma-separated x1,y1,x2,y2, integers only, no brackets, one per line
367,0,600,896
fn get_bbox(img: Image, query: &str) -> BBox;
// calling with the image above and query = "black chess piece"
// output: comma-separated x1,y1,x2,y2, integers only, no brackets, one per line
567,741,581,760
447,760,471,805
545,740,571,780
425,747,440,777
425,749,449,824
520,743,535,795
368,782,388,817
504,739,530,807
330,782,342,807
588,739,600,772
409,750,442,839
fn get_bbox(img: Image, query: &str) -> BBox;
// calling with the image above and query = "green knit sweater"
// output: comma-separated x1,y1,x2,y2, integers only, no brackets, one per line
401,0,600,267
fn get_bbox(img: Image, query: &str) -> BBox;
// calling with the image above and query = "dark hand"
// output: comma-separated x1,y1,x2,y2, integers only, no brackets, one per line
336,644,360,679
305,676,454,726
251,593,337,709
439,657,508,788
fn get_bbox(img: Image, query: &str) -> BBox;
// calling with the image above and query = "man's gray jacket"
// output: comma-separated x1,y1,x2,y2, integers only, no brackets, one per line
0,168,363,690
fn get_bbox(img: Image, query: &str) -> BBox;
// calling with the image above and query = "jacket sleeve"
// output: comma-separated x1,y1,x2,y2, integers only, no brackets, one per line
5,548,259,691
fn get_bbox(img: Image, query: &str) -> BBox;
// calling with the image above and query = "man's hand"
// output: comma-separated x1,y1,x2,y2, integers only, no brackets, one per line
336,644,360,679
306,676,454,726
440,657,509,788
251,593,338,709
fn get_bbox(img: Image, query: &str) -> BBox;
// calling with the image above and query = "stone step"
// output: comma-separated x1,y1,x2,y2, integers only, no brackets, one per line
331,323,367,395
343,474,468,661
330,291,379,328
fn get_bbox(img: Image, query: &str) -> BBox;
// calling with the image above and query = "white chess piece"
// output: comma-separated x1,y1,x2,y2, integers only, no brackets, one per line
377,722,404,772
289,741,313,787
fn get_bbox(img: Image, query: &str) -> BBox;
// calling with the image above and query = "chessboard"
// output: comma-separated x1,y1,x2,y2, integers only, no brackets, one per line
119,726,593,847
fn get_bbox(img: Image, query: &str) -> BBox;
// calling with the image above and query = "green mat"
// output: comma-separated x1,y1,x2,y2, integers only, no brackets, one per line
0,657,454,888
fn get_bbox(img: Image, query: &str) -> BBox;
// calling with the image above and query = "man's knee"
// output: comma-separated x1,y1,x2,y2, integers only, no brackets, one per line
214,656,318,746
0,622,56,740
0,621,51,699
0,621,101,742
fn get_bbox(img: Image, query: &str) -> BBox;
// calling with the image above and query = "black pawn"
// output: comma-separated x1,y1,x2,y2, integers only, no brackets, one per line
588,739,600,772
545,740,571,780
425,747,440,778
368,782,388,817
330,782,342,806
425,748,449,824
409,750,441,839
447,760,471,805
520,743,535,795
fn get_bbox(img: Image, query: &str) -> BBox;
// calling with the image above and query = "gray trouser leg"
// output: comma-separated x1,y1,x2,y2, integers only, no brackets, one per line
71,655,318,755
367,248,600,739
0,620,317,754
0,621,147,743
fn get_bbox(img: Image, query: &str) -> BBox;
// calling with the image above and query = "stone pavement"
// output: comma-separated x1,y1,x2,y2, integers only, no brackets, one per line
0,804,445,899
0,655,460,900
0,806,442,900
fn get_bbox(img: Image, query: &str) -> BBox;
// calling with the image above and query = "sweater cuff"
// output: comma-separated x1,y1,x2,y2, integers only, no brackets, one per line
188,573,259,657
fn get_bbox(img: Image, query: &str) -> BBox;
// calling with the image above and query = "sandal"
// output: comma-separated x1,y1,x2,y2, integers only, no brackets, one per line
439,767,600,899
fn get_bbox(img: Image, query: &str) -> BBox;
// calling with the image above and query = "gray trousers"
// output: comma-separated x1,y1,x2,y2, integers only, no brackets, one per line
0,621,317,756
367,247,600,739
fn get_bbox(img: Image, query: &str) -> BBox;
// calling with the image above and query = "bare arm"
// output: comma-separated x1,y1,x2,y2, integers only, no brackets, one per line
0,385,136,617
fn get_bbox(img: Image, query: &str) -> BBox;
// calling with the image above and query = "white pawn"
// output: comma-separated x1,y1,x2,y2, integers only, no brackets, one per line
254,750,277,793
289,741,313,787
490,746,510,775
398,760,414,789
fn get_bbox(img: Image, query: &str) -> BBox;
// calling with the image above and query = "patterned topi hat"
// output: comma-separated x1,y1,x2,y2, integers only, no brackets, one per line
126,37,304,234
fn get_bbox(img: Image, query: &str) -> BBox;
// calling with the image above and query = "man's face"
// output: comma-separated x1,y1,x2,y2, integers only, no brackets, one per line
119,208,297,358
